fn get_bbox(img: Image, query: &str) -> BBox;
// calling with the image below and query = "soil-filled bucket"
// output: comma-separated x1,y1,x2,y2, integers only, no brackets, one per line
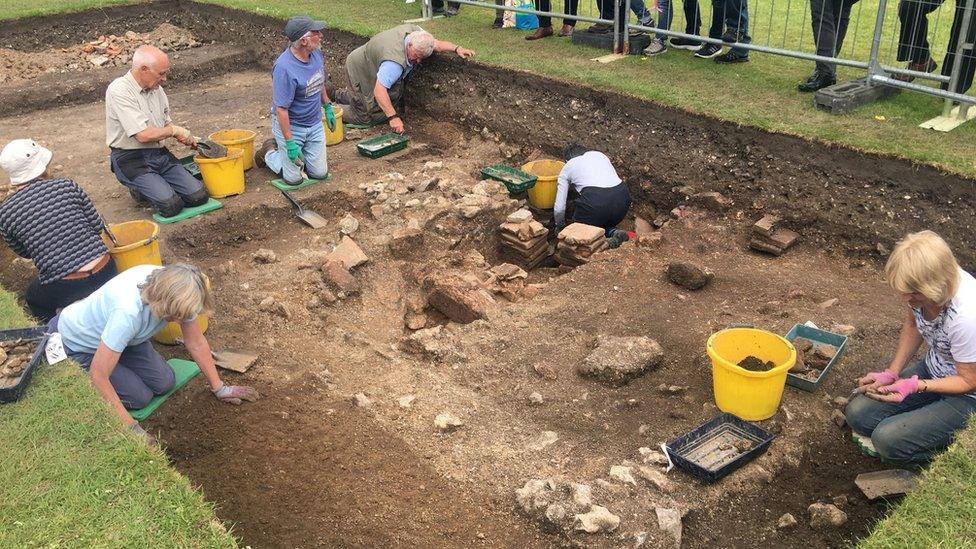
195,147,245,198
208,129,257,171
154,314,210,345
101,220,161,272
522,159,564,209
325,106,344,146
707,328,797,420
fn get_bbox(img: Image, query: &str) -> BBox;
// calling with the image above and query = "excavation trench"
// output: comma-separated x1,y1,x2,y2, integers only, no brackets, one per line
1,1,972,547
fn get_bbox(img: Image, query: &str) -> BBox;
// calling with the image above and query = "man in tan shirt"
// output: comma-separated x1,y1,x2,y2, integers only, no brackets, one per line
106,45,207,218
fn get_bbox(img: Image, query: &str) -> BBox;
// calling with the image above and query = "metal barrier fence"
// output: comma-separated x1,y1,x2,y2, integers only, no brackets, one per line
417,0,976,130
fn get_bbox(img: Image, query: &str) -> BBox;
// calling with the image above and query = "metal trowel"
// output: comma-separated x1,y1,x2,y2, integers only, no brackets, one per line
279,189,327,229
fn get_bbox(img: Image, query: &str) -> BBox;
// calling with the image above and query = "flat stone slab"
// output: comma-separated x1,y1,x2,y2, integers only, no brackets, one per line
578,335,664,385
855,469,917,500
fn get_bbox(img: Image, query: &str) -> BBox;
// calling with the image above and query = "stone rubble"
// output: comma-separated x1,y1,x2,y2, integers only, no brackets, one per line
434,412,463,432
749,215,799,256
498,209,551,270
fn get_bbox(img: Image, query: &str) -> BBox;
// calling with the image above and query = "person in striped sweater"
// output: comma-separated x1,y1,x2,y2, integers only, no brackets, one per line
0,139,117,321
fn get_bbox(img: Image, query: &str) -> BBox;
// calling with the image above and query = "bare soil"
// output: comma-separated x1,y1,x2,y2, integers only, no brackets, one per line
3,2,975,548
738,356,776,372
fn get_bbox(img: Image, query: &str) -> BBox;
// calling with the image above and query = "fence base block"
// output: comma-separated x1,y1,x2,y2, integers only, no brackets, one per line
919,104,976,132
814,77,899,114
571,30,650,55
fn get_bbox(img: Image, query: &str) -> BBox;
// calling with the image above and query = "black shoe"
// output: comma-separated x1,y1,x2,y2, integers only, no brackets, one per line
694,43,722,58
670,36,703,50
798,72,836,92
491,19,504,29
721,28,745,43
715,50,749,64
254,138,276,170
432,7,446,15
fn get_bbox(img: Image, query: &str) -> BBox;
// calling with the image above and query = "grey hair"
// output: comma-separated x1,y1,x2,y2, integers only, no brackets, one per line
406,31,435,58
131,44,164,70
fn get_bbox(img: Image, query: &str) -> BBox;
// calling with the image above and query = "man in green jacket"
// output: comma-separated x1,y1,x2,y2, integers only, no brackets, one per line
329,25,474,134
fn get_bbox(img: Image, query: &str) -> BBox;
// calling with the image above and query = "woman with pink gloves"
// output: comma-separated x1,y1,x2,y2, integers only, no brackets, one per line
845,230,976,463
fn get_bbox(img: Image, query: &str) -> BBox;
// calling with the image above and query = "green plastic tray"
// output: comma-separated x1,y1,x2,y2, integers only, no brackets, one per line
129,359,200,421
481,164,537,194
178,154,203,180
152,197,223,224
356,132,409,158
269,172,332,191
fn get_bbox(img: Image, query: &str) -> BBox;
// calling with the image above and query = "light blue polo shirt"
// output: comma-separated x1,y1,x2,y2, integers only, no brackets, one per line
57,264,167,354
376,36,415,89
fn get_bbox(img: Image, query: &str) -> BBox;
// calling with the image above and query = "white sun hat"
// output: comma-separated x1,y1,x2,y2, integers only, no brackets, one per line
0,139,53,185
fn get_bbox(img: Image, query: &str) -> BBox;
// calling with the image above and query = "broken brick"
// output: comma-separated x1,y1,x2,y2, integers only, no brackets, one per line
558,223,604,246
388,227,424,258
426,279,489,324
328,236,369,270
753,214,781,237
321,260,360,295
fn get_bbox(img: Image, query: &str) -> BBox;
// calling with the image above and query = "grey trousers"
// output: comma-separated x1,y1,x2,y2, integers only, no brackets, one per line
810,0,860,76
110,148,207,217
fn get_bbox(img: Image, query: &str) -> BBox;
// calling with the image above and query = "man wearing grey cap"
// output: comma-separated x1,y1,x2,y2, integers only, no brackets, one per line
254,15,335,185
328,25,474,134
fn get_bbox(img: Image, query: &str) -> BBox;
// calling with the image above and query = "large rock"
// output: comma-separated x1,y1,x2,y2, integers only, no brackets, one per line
666,262,714,290
327,236,369,270
575,505,620,534
321,260,360,295
808,503,848,528
578,336,664,385
426,278,490,324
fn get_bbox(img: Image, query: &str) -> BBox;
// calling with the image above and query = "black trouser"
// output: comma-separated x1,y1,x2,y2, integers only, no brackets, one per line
898,0,976,92
810,0,860,76
25,258,117,321
432,0,460,10
572,183,631,235
942,0,976,93
536,0,580,27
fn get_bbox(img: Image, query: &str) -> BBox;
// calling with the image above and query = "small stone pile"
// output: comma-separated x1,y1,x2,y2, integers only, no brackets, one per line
749,215,799,256
499,209,550,270
556,223,607,267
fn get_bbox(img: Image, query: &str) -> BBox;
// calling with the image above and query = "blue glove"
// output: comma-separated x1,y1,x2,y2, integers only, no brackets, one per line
323,103,337,132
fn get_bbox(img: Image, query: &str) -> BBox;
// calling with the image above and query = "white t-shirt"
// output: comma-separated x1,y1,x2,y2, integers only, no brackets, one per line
913,268,976,397
554,151,622,226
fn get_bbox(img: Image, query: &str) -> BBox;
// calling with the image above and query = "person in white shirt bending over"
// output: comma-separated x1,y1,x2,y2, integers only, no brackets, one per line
553,144,632,248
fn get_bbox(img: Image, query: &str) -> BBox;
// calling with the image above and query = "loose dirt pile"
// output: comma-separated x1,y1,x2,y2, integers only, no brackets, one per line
0,23,199,83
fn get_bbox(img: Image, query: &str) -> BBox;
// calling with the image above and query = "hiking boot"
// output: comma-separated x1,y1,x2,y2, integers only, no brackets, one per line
642,38,667,56
587,22,613,34
893,57,937,82
798,71,836,92
559,24,575,37
715,50,749,64
526,26,554,40
694,43,722,59
254,138,277,170
128,188,149,205
607,229,630,249
670,36,703,50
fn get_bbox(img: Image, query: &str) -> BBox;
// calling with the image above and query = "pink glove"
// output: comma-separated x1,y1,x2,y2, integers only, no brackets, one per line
871,375,920,403
856,370,899,394
213,384,259,405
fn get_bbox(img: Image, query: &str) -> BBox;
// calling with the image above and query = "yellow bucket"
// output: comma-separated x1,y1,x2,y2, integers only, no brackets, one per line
522,159,564,209
325,106,344,146
707,328,797,421
208,129,257,171
195,147,245,198
101,220,161,272
154,314,210,345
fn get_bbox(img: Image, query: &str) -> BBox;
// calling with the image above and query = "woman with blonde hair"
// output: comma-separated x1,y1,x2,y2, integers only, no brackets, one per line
48,263,256,442
845,230,976,463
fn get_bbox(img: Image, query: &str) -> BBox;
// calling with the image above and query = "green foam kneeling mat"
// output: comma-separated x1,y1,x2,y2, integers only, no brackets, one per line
129,358,201,421
269,172,332,191
152,198,223,224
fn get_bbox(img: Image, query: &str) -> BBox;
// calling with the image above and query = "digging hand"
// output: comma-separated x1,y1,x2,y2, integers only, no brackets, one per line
170,125,195,146
213,383,260,405
285,139,302,162
868,375,920,403
388,115,405,134
323,103,337,132
129,422,158,446
855,369,899,394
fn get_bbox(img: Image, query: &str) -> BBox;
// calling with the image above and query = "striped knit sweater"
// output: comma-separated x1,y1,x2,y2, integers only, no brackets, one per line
0,178,107,284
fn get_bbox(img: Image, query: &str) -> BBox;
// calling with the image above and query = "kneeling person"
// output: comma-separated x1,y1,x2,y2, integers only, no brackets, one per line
105,45,208,218
554,144,632,248
49,264,257,441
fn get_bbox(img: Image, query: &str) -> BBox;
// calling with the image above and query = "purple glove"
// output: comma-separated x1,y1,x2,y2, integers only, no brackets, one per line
871,375,920,403
213,384,259,405
856,370,899,393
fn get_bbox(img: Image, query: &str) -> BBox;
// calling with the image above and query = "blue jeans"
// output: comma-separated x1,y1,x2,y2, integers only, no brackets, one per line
710,0,751,55
265,116,329,185
846,360,976,463
656,0,674,39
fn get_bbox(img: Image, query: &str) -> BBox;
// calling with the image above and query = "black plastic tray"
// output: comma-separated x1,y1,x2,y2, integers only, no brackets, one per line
0,326,47,404
356,132,409,158
666,413,776,483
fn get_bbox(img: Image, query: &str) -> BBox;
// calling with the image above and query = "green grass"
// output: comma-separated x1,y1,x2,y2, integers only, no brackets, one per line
0,286,237,548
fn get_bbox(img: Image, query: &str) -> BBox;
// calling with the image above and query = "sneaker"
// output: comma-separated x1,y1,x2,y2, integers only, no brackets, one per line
670,36,703,50
639,15,655,28
715,50,749,64
607,229,630,249
642,38,667,56
852,432,879,458
254,138,276,170
694,43,722,59
444,5,459,16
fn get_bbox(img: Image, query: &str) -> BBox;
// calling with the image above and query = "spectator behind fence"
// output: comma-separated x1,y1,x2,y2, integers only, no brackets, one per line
526,0,580,39
329,25,474,134
845,231,976,464
643,0,676,55
799,0,861,92
491,0,507,29
105,45,209,219
897,0,976,93
0,139,117,321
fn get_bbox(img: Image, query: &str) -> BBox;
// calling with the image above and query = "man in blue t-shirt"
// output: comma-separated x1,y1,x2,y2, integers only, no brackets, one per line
255,16,337,185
